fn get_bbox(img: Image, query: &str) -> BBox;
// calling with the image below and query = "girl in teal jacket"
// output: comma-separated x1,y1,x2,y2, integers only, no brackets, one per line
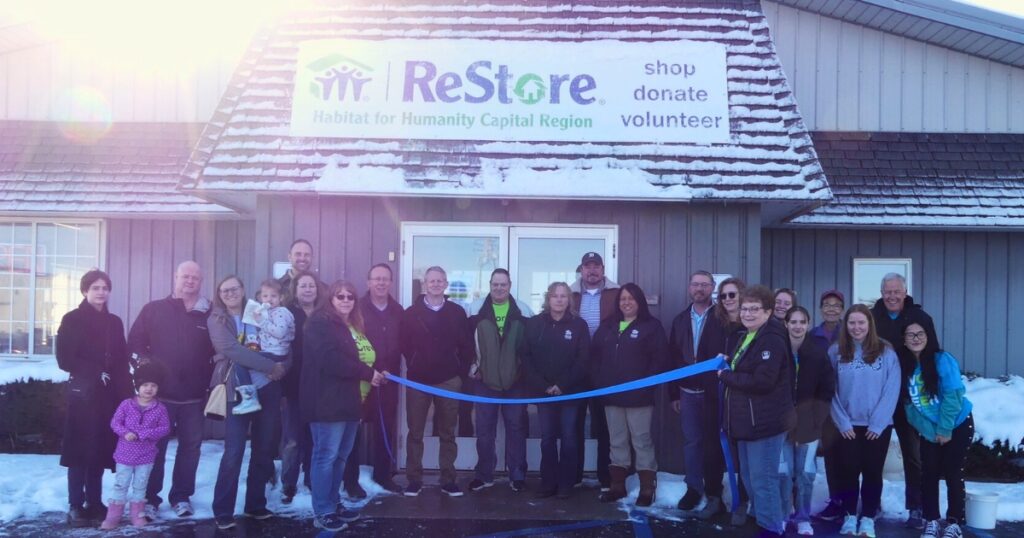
898,317,974,538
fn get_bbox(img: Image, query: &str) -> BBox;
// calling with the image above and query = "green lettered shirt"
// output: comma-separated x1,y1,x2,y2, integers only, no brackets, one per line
492,301,510,336
351,328,376,401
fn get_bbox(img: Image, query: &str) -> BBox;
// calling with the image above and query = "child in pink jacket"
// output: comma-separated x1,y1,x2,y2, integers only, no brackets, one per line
101,362,171,530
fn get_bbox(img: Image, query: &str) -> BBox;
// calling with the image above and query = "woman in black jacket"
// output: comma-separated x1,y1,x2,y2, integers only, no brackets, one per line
300,280,385,533
781,306,835,536
520,282,589,499
718,285,795,538
56,270,133,527
280,270,324,503
591,283,668,507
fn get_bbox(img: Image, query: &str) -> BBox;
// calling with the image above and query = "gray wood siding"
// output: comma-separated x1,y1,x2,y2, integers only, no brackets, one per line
762,228,1022,377
252,195,761,473
105,218,254,329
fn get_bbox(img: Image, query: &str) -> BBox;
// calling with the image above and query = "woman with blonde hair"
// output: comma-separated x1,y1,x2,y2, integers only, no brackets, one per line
520,282,590,499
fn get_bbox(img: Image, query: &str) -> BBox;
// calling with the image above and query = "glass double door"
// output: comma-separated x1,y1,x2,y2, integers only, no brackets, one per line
398,223,616,472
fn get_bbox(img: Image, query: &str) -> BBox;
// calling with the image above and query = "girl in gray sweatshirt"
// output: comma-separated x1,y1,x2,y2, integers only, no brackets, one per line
826,304,901,538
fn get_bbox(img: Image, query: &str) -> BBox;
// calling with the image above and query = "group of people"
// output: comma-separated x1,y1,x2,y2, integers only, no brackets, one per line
54,240,974,537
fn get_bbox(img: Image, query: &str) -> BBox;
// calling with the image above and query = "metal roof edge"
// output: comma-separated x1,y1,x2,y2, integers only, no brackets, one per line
858,0,1024,44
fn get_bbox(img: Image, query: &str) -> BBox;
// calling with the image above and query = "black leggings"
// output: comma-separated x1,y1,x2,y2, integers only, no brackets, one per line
920,415,974,523
836,425,893,518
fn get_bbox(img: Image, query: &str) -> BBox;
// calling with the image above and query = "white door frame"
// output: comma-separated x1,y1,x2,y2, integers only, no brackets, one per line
396,222,617,473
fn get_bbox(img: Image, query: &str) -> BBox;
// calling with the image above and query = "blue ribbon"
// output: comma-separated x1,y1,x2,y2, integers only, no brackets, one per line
383,358,726,405
718,366,741,512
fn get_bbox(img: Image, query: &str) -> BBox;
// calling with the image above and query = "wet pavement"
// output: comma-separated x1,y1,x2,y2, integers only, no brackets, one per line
5,477,1022,538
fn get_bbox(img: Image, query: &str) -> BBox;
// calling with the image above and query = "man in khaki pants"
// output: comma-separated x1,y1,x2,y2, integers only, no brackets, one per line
399,266,476,498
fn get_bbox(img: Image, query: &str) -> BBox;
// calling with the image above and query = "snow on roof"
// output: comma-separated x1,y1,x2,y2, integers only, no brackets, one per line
0,121,234,215
180,0,830,207
790,132,1024,229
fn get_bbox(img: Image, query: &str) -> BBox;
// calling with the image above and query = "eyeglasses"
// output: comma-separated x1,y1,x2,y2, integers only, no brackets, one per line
739,306,763,314
219,286,242,295
905,331,927,341
689,282,713,288
821,302,844,310
334,293,355,301
720,292,737,299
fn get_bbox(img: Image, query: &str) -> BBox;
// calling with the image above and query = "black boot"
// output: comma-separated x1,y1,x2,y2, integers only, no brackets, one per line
67,505,92,528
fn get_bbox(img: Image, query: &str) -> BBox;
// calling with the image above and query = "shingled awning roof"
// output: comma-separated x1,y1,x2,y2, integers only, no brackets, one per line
790,131,1024,228
0,121,234,215
180,0,831,221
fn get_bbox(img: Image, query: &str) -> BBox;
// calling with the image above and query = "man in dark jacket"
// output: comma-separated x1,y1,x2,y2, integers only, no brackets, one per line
126,260,215,519
341,263,404,495
669,270,729,518
870,272,933,528
467,269,530,493
570,252,618,490
399,266,476,498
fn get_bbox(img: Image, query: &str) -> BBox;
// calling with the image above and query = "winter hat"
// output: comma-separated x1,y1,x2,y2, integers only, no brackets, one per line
133,361,165,390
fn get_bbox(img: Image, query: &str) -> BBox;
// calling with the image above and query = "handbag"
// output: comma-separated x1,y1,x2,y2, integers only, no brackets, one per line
204,364,232,420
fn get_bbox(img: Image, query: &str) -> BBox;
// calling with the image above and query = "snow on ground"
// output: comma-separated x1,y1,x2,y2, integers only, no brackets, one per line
2,445,1022,526
966,375,1024,449
621,463,1024,525
0,440,391,525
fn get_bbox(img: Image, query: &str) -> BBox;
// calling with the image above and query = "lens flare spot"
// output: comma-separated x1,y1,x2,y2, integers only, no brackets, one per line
53,87,113,144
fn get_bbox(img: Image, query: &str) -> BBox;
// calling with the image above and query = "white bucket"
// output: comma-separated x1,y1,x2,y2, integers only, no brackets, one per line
966,491,999,530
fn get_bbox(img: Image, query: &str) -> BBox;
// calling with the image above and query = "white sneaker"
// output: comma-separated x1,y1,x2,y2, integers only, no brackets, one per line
797,521,814,535
143,504,159,522
940,522,962,538
858,516,876,538
839,515,859,535
921,519,942,538
173,501,194,517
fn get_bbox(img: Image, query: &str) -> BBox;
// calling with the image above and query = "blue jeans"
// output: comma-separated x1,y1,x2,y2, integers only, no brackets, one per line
309,421,359,517
779,440,817,523
738,431,787,535
679,389,706,496
473,381,526,482
538,402,579,493
280,395,311,491
212,381,282,518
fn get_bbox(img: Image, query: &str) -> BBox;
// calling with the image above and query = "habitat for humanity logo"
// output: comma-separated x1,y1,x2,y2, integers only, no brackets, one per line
307,54,374,102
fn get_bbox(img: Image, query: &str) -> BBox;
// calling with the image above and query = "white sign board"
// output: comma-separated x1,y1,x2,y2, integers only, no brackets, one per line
290,39,730,144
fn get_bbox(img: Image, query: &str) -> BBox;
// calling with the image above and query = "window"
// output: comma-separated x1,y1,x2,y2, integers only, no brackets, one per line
852,258,912,307
0,221,103,358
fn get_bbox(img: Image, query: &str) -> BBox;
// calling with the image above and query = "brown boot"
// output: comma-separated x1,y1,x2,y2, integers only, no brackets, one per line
599,465,628,503
636,470,657,507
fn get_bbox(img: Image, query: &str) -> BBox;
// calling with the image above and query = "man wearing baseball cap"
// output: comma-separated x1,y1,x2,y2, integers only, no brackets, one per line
809,288,846,522
809,289,844,353
570,251,619,491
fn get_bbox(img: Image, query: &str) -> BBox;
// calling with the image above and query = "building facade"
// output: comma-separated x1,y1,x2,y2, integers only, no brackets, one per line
2,0,1022,472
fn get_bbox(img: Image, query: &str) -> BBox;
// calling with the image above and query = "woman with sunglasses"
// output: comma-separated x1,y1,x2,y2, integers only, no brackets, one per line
208,275,289,530
300,280,386,532
899,319,973,538
829,304,900,538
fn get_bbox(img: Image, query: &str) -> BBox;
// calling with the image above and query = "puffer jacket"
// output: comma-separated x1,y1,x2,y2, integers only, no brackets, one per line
721,317,796,441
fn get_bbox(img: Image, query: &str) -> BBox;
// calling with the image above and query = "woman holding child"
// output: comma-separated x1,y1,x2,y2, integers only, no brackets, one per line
208,276,291,530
